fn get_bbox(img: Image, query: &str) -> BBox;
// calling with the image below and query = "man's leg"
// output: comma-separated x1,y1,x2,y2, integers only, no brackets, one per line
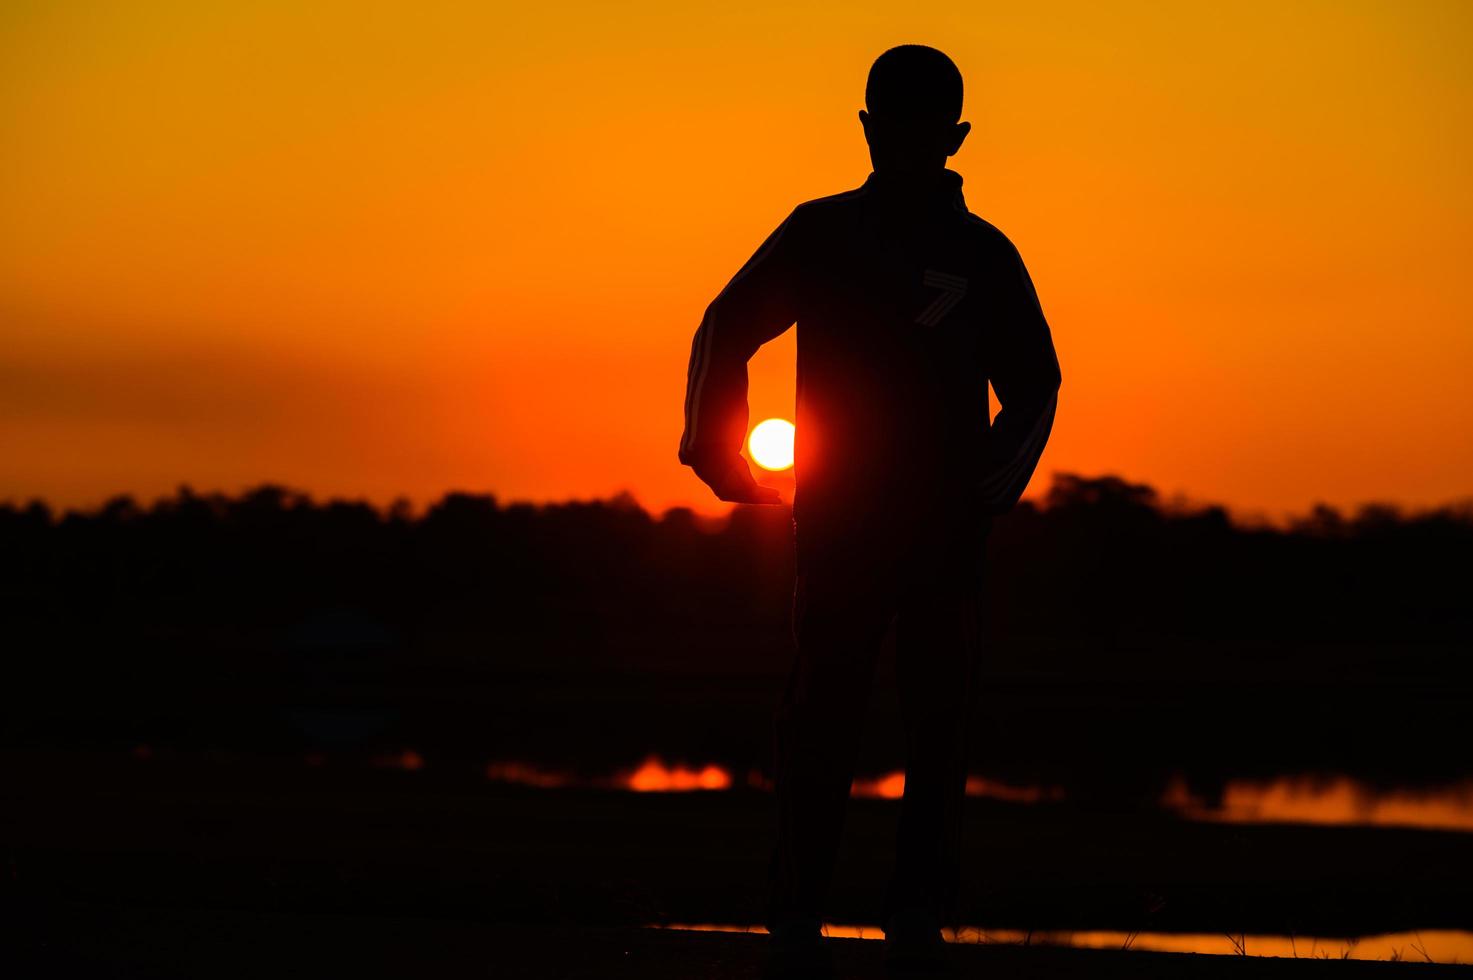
765,562,895,933
882,577,985,933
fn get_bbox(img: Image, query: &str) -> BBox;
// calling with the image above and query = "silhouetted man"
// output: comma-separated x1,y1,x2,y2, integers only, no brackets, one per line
679,45,1061,978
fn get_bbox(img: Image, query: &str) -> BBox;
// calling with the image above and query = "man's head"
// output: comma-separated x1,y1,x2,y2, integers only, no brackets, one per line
859,45,970,173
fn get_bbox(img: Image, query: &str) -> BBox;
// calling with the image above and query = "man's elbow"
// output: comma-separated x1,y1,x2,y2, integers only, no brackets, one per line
1022,361,1061,412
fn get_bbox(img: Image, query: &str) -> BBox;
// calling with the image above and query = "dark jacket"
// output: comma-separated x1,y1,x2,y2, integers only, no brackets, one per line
679,167,1061,579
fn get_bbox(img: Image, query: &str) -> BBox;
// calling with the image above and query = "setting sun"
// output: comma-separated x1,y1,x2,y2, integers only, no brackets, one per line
748,419,795,471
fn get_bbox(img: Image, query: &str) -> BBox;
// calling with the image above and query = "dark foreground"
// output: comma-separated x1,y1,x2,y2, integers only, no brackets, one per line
9,905,1471,979
6,749,1472,976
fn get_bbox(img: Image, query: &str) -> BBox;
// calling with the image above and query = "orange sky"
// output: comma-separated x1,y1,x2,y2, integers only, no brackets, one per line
3,1,1470,520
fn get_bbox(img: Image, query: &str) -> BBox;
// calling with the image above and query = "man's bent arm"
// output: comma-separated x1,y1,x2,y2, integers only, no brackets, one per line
978,240,1062,514
678,210,801,503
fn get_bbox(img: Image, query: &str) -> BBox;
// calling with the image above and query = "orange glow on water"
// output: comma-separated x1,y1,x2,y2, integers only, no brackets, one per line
658,922,884,941
1163,775,1473,833
652,923,1473,963
483,756,734,792
965,776,1066,804
625,756,733,792
484,761,572,789
851,770,1065,804
480,759,1473,833
851,772,907,799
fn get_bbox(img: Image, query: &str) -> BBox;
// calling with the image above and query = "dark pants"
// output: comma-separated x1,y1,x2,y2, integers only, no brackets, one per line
764,543,985,934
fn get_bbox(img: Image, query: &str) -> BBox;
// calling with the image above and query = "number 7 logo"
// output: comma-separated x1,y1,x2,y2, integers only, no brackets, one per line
916,269,968,326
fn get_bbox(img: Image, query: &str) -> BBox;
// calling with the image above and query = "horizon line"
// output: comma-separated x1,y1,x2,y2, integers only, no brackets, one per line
4,471,1470,532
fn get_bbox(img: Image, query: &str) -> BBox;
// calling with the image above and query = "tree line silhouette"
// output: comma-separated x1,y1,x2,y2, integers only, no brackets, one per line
3,473,1469,796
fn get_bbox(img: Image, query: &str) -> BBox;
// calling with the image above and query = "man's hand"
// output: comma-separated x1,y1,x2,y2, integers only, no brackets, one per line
691,452,783,505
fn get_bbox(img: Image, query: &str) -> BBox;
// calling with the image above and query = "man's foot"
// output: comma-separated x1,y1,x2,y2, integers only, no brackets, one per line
762,917,834,979
882,906,948,973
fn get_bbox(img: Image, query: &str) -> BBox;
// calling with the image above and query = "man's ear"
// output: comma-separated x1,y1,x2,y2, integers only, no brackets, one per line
858,108,874,145
946,120,971,156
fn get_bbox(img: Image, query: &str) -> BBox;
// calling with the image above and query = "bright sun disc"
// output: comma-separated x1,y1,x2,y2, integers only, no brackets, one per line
748,418,795,471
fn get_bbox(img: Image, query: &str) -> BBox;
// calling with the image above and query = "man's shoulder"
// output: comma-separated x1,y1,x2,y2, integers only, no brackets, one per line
787,183,872,221
757,185,870,253
953,208,1020,257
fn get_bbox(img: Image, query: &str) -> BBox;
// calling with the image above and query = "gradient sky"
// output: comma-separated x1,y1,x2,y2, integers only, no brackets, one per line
3,1,1470,519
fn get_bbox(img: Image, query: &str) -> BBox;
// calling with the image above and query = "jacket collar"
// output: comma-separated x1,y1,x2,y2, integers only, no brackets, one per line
861,167,967,212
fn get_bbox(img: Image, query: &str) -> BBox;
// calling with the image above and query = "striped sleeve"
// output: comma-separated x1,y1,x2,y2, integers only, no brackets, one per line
678,209,802,469
978,240,1062,513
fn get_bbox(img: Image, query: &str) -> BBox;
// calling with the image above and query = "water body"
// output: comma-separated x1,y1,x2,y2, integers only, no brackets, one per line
479,754,1473,833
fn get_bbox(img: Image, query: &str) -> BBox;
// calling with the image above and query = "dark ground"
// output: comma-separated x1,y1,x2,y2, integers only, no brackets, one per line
5,748,1472,977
